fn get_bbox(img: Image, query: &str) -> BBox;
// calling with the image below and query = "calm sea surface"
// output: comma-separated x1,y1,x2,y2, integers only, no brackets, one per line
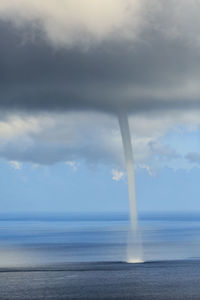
0,213,200,267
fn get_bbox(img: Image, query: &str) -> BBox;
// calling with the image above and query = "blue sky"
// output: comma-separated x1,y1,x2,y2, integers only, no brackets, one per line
1,155,200,214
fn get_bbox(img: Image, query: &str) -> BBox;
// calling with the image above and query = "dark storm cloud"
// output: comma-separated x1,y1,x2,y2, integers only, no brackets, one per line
1,15,200,114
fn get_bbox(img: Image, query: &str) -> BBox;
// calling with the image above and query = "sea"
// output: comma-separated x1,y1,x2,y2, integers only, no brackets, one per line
0,212,200,267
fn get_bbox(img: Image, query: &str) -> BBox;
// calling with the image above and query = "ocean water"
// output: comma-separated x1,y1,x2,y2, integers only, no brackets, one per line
0,212,200,267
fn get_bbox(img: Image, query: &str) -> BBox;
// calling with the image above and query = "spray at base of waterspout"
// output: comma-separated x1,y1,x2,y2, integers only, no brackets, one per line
126,258,144,264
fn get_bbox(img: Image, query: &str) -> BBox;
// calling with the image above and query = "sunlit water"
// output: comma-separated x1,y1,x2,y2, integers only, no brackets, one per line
0,213,200,267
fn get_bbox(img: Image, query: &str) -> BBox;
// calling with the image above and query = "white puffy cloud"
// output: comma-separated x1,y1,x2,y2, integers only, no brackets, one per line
137,164,154,176
65,161,78,171
9,160,22,170
112,169,124,181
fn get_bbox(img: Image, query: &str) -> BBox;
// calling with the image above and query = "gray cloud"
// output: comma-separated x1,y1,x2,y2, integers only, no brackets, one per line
148,141,180,160
0,111,196,168
0,0,144,47
0,112,123,166
0,1,200,114
185,152,200,164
